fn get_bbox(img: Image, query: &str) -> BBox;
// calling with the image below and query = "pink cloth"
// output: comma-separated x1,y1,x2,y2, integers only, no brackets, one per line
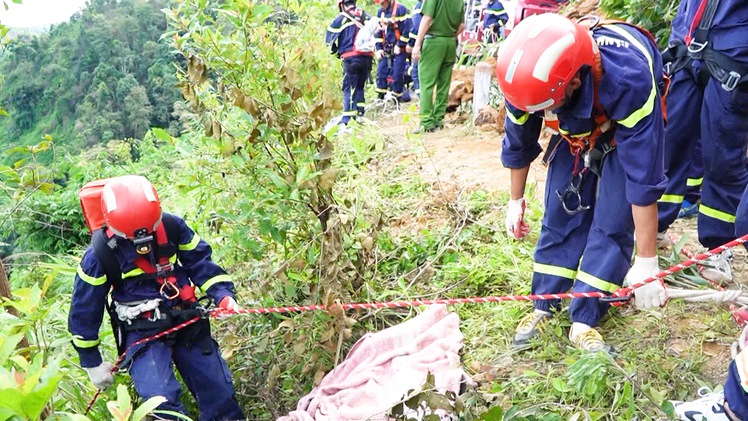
277,305,468,421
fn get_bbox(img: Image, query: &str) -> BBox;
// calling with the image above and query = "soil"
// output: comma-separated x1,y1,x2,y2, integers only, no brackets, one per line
373,107,747,387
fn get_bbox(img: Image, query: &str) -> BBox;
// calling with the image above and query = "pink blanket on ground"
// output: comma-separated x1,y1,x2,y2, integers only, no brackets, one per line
277,305,468,421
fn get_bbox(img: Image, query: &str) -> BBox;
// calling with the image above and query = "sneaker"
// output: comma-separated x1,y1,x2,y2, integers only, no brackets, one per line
702,250,734,285
672,387,732,420
569,325,613,353
678,200,700,219
657,231,672,249
413,125,436,134
512,310,552,349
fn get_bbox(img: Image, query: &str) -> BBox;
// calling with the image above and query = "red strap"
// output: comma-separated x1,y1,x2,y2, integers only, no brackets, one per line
133,223,196,302
685,0,709,45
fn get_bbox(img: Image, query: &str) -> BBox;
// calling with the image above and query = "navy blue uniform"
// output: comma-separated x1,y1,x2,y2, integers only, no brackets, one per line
657,0,748,249
68,214,244,420
408,0,423,97
502,24,666,327
326,6,375,125
374,1,412,101
482,0,508,42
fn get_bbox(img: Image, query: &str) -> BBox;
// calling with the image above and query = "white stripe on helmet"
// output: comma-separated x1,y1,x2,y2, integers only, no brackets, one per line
139,176,157,202
532,33,575,82
103,186,117,213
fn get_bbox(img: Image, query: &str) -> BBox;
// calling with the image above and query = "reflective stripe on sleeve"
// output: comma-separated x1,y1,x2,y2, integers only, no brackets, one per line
179,234,201,251
507,110,530,125
77,266,107,286
658,194,684,204
73,335,101,349
200,274,232,293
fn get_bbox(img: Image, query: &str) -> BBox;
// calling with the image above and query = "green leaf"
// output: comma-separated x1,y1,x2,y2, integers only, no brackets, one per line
131,396,168,421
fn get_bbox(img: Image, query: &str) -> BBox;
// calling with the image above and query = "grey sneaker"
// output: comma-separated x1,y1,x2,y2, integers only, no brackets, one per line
512,310,552,349
657,231,672,249
569,328,613,353
702,250,734,285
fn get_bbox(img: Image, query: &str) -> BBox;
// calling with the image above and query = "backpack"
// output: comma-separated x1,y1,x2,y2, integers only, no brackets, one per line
354,15,379,53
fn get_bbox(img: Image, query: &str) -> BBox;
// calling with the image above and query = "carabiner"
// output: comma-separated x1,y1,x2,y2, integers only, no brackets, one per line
159,281,180,300
556,173,591,216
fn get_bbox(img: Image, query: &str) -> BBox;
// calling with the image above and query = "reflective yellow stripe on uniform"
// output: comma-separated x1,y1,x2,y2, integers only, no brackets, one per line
534,262,577,280
507,111,530,125
687,177,703,187
484,9,505,15
604,25,657,129
73,335,100,349
327,21,356,33
700,204,736,223
200,274,232,293
658,194,684,204
77,266,107,286
179,233,200,251
122,267,146,279
577,270,619,293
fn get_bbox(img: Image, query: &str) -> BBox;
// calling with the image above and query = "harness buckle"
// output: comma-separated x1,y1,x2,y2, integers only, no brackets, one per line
155,263,174,277
722,71,741,92
687,40,708,57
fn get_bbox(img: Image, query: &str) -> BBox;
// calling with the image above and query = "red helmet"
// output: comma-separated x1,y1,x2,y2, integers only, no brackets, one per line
101,175,162,240
495,13,598,112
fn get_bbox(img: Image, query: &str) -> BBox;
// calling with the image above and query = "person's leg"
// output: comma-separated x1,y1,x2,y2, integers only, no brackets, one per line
411,59,420,99
513,141,596,348
340,58,356,125
375,57,389,99
432,37,457,127
699,78,748,249
571,150,634,351
391,52,408,101
725,348,748,419
657,70,703,232
418,37,446,130
351,56,372,119
174,338,244,421
126,335,187,417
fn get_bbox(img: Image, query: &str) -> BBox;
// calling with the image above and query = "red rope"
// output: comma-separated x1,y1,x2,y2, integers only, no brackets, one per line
84,233,748,414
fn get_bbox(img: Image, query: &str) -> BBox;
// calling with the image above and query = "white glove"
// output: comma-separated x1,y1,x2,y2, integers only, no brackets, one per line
505,198,530,240
84,362,114,390
219,296,240,312
394,45,402,55
375,50,385,61
626,256,668,309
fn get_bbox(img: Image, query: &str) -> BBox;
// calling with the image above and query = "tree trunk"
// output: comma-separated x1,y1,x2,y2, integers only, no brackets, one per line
0,261,30,351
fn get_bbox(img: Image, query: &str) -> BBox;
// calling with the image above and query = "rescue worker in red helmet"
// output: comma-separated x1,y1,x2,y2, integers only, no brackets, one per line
325,0,374,128
496,13,668,352
373,0,412,103
68,175,245,420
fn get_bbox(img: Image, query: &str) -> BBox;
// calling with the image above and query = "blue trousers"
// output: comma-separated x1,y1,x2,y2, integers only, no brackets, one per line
658,67,748,248
411,59,420,98
725,352,748,419
376,51,409,100
125,328,244,421
341,55,373,125
533,140,634,327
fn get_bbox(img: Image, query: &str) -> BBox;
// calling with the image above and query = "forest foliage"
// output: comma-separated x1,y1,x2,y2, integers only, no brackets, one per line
0,0,182,162
0,0,712,420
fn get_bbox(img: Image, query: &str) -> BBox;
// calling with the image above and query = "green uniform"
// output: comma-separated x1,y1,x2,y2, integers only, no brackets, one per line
418,0,464,130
